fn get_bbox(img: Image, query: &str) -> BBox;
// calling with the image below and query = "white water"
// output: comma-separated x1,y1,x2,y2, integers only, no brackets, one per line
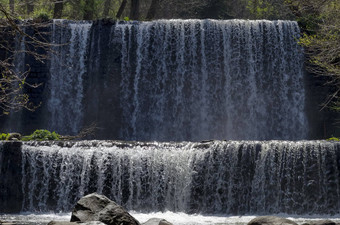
19,140,340,215
1,213,340,225
47,20,92,135
116,20,307,141
3,19,308,140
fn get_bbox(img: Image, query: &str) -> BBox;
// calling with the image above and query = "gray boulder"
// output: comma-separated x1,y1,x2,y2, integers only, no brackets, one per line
70,193,140,225
0,221,15,225
7,133,21,140
48,222,106,225
142,218,173,225
247,216,298,225
302,220,337,225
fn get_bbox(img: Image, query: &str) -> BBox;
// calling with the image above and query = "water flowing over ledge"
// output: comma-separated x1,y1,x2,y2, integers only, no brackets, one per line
0,140,339,215
1,19,308,141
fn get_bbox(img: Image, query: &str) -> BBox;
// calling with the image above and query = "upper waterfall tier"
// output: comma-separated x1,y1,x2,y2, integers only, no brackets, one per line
1,19,308,141
114,20,307,141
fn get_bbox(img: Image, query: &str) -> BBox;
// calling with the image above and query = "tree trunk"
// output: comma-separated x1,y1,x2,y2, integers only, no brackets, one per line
71,0,82,19
253,0,259,12
83,0,95,20
25,0,34,15
9,0,14,14
103,0,112,18
53,0,64,19
129,0,140,20
146,0,160,20
116,0,128,18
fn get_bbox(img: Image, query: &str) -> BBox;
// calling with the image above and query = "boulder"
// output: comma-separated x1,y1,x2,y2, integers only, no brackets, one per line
302,220,337,225
70,193,140,225
7,133,21,141
142,218,173,225
247,216,298,225
0,221,15,225
48,221,105,225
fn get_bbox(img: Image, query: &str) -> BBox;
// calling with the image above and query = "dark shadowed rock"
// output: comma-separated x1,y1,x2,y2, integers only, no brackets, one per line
7,133,21,141
142,218,173,225
0,221,15,225
0,141,23,213
48,221,105,225
70,193,140,225
247,216,298,225
302,220,337,225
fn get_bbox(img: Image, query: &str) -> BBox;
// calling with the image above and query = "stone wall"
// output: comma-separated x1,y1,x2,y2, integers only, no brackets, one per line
0,141,23,213
82,20,123,139
22,23,51,134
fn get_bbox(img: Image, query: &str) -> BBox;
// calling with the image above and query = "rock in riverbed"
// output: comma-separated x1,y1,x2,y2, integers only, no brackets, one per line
302,220,339,225
48,222,105,225
70,193,140,225
247,216,298,225
142,218,173,225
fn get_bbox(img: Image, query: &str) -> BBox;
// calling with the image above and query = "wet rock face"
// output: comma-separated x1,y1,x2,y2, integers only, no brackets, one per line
302,220,339,225
247,216,298,225
0,141,23,213
142,218,173,225
70,193,140,225
48,221,106,225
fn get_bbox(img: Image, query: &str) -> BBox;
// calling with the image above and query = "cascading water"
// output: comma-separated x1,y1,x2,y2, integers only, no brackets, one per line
115,20,307,141
18,140,340,215
1,19,308,140
0,19,338,225
47,20,92,135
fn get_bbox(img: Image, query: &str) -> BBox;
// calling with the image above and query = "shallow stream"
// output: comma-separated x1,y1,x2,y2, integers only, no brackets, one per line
1,213,340,225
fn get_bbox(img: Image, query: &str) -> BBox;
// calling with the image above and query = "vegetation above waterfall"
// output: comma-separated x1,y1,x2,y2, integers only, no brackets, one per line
22,129,60,141
293,1,340,110
0,0,297,21
0,129,60,141
0,124,97,140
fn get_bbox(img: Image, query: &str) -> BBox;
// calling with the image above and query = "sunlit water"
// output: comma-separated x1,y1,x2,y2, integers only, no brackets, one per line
1,212,340,225
15,141,340,214
4,19,307,141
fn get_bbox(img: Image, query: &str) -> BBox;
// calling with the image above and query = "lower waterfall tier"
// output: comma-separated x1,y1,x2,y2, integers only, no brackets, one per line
0,140,339,215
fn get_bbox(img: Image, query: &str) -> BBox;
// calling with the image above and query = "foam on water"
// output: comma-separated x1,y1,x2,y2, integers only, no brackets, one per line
19,140,340,214
1,213,340,225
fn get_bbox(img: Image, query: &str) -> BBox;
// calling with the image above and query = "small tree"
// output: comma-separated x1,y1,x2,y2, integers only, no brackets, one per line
0,3,50,115
285,0,340,109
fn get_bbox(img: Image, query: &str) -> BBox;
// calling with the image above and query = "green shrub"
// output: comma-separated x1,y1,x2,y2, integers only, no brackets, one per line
33,9,52,22
327,137,339,141
0,133,9,140
22,129,60,141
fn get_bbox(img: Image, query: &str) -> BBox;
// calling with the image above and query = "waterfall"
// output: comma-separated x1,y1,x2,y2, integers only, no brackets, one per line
47,20,92,135
0,19,308,140
18,140,340,215
115,20,307,141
